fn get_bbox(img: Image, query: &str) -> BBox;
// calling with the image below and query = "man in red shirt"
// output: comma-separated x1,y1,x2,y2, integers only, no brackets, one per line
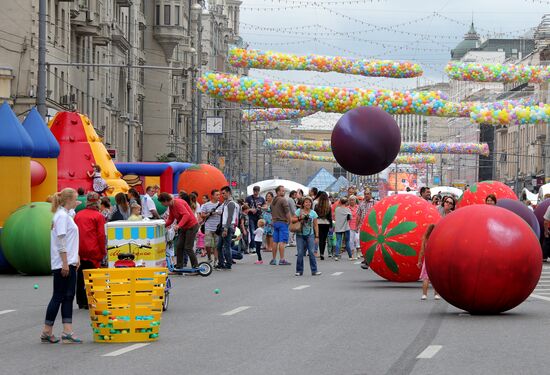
74,192,106,309
159,192,199,269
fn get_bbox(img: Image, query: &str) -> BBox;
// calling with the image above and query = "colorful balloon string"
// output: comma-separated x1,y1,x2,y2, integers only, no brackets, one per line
242,108,316,122
264,139,490,156
446,61,550,84
229,48,423,78
199,72,550,126
275,150,437,165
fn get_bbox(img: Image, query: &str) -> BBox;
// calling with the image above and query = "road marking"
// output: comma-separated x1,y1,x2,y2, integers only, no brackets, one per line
331,272,344,276
354,261,362,265
531,293,550,302
102,343,150,357
0,310,16,315
292,285,310,290
221,306,251,316
416,345,443,359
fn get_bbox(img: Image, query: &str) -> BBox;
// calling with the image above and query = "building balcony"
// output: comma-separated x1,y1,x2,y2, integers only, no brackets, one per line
172,95,184,109
153,25,186,60
92,23,111,46
115,0,131,7
111,22,130,51
71,10,101,36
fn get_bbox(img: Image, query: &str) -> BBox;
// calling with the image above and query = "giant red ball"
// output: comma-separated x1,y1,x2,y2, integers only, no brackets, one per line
359,194,440,282
331,106,401,176
425,205,542,314
456,180,517,209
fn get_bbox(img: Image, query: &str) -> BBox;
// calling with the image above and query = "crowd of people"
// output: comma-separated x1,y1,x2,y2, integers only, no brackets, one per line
41,181,550,342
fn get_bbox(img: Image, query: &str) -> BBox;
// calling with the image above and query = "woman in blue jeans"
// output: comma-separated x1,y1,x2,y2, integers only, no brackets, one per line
292,197,322,276
41,188,82,344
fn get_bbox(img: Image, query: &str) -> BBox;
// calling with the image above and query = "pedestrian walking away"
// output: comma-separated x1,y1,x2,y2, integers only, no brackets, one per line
271,185,292,265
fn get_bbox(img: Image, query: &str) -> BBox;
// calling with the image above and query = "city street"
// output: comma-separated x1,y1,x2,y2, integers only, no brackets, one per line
1,249,549,375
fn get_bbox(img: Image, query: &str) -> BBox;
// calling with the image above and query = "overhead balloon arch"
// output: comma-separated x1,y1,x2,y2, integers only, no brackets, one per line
199,48,548,177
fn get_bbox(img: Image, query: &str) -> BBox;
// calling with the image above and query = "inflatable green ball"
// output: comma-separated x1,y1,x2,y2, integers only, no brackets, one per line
1,202,53,275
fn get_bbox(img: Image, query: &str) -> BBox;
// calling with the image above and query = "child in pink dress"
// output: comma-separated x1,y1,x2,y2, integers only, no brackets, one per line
417,224,440,301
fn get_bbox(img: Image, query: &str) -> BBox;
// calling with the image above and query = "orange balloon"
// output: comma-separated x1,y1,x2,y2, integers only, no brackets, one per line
177,164,228,201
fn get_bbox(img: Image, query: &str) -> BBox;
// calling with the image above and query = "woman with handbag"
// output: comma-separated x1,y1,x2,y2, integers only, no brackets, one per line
314,192,332,260
291,197,322,276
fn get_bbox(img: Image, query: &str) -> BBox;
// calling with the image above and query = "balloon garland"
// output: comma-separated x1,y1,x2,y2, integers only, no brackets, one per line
199,72,550,125
264,139,490,156
446,61,550,84
229,48,424,78
242,108,315,122
275,150,437,164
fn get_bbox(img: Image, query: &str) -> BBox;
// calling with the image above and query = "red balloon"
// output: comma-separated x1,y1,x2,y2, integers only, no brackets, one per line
456,180,517,209
359,194,440,282
425,205,542,314
177,164,228,202
30,160,47,186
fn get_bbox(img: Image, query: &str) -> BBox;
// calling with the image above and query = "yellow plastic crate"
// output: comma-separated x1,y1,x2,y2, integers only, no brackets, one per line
84,267,167,343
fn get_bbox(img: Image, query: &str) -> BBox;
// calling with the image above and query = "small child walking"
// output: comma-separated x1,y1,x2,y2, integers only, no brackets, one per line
87,164,109,195
196,228,205,257
417,224,440,300
253,219,265,264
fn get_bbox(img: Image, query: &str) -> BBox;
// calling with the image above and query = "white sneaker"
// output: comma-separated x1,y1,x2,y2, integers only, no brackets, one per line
421,295,427,300
334,256,339,261
434,295,441,300
349,257,356,261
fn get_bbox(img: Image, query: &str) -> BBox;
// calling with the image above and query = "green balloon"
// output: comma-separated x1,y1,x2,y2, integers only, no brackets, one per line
1,202,53,275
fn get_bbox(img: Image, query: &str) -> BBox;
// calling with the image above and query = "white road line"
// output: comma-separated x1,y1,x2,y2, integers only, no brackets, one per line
0,310,16,315
102,343,150,357
221,306,251,316
417,345,443,359
292,285,310,290
331,272,344,276
531,293,550,302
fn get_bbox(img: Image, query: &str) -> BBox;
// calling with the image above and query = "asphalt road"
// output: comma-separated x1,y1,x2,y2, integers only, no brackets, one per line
1,249,549,375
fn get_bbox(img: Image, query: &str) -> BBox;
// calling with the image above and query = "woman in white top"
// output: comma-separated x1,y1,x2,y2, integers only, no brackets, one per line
41,188,82,344
334,197,353,261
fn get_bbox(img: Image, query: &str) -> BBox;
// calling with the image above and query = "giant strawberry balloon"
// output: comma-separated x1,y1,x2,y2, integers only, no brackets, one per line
456,180,517,209
360,194,440,282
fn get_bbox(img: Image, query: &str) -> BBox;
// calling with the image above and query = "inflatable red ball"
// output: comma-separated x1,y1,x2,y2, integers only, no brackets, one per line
331,106,401,176
425,205,542,314
177,164,228,201
30,160,47,186
456,180,517,209
359,194,441,282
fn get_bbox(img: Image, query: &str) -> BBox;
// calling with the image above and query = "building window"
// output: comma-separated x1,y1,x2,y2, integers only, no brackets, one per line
164,5,171,25
61,9,65,46
55,2,59,42
155,4,160,25
175,5,180,26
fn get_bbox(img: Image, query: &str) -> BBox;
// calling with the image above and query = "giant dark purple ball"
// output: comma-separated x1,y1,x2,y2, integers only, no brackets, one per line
534,198,550,240
497,198,540,238
331,106,401,175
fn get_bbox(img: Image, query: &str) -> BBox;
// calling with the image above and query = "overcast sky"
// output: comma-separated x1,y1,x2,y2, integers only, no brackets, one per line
238,0,549,90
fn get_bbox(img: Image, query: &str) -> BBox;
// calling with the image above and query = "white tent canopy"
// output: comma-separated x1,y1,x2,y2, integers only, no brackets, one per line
247,179,309,197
